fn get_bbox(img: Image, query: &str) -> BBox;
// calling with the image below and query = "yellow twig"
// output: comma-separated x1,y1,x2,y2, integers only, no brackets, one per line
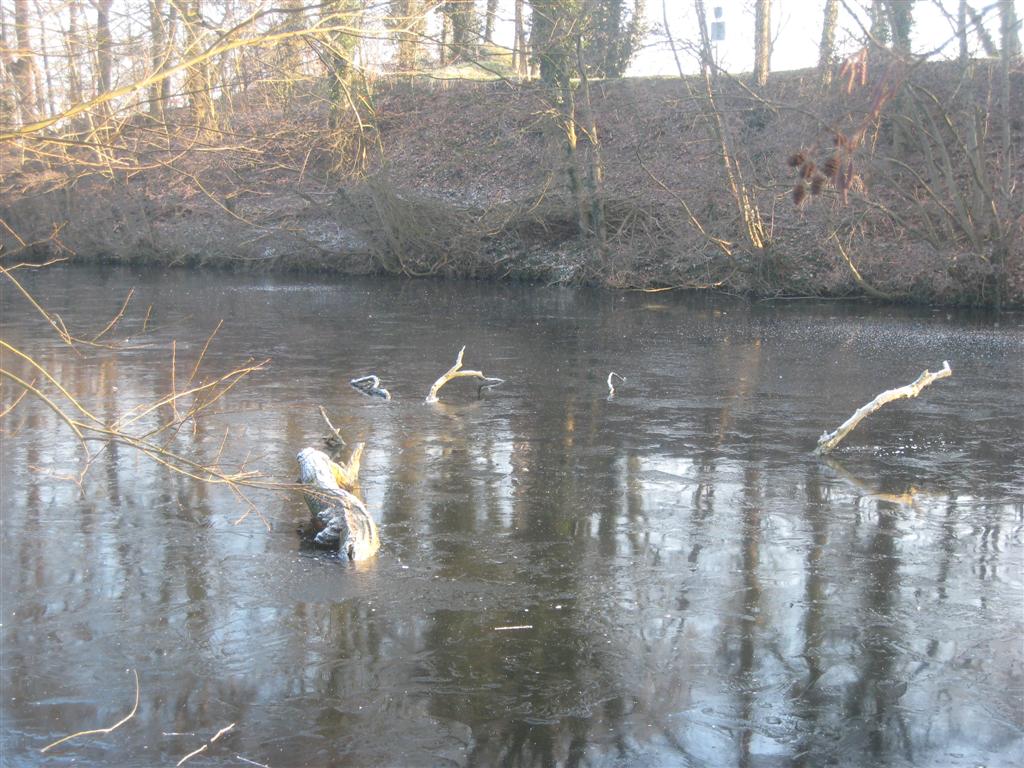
0,340,103,423
176,743,208,766
91,288,135,342
189,319,224,384
40,669,140,753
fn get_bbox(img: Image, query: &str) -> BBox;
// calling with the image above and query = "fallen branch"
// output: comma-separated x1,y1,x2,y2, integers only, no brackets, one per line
607,372,625,398
424,346,503,404
350,374,391,400
40,669,140,753
814,361,952,455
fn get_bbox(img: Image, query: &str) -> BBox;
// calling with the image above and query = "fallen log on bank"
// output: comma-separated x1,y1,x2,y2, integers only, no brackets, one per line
425,345,503,403
814,361,952,455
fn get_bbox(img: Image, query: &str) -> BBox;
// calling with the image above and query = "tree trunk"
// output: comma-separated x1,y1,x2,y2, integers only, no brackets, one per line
484,0,498,43
818,0,838,86
393,0,424,72
148,0,165,117
754,0,771,86
65,1,83,106
0,2,16,123
96,0,114,95
513,0,527,76
996,0,1018,309
11,0,36,123
999,0,1021,59
957,0,968,62
179,0,216,129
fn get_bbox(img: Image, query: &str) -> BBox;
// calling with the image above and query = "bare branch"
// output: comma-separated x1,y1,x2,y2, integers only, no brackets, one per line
815,361,953,455
425,346,503,404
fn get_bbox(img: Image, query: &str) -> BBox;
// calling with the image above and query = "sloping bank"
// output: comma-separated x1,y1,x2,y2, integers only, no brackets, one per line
2,68,1021,307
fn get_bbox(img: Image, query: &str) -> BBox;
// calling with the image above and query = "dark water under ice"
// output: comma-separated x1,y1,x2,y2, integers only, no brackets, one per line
1,266,1022,767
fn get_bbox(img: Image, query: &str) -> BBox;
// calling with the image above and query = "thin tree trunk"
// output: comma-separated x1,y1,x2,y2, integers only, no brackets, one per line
513,0,527,76
484,0,498,43
999,0,1021,59
66,1,83,106
12,0,36,123
754,0,771,86
995,0,1018,309
958,0,969,62
148,0,165,117
694,0,766,252
818,0,838,86
576,34,607,262
179,0,215,129
96,0,114,95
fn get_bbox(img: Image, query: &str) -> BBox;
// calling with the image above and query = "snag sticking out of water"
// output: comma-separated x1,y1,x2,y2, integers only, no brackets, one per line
296,447,380,561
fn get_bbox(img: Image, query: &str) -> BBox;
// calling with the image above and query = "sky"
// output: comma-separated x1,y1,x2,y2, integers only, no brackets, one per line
478,0,1015,77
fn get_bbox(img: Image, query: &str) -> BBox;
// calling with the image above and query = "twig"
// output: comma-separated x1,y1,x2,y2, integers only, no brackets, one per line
91,288,135,343
236,756,272,768
815,361,952,455
425,346,503,404
211,723,235,742
188,319,224,384
318,405,345,446
176,743,208,766
494,625,533,631
607,372,625,398
170,340,180,421
40,669,140,753
0,377,34,418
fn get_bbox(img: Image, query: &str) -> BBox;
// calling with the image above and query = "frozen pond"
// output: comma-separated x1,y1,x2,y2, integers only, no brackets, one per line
1,266,1022,766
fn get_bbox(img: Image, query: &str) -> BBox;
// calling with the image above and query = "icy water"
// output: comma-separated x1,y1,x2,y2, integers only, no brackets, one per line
1,266,1022,767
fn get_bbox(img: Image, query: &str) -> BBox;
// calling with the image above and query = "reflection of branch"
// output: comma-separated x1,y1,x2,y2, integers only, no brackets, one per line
425,346,503,403
822,455,922,507
815,361,952,455
40,669,139,753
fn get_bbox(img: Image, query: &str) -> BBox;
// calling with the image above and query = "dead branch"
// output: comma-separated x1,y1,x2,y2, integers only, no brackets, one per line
424,346,504,404
40,669,140,753
350,374,391,400
318,404,345,449
607,372,625,398
815,361,952,455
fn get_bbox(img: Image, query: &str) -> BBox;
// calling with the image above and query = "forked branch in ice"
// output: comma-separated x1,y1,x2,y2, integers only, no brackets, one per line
814,361,952,455
425,346,504,403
